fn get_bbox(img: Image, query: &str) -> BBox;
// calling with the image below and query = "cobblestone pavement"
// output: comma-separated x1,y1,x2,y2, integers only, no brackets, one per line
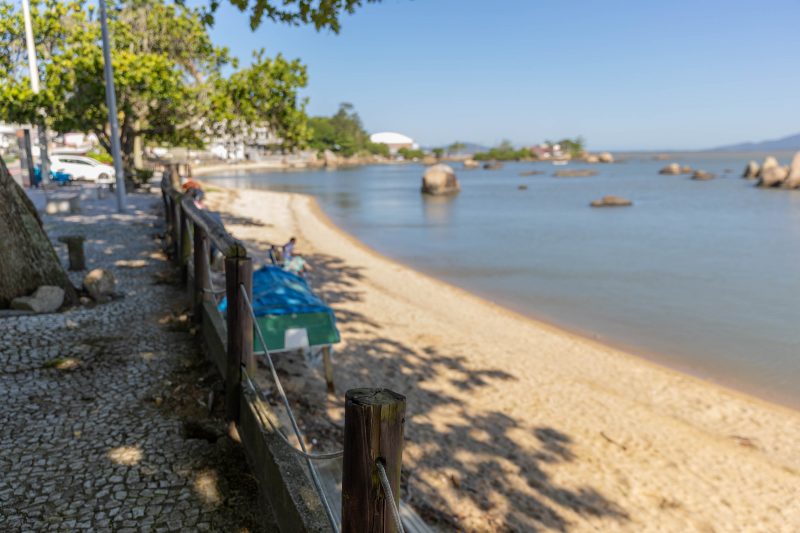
0,190,271,532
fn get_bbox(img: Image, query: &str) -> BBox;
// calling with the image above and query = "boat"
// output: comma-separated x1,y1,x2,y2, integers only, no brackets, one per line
219,265,340,353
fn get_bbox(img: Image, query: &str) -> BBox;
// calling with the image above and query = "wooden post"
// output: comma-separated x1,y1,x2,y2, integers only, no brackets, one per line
224,255,253,422
178,206,191,281
342,388,406,533
193,222,209,320
171,196,181,262
57,235,86,271
321,346,335,394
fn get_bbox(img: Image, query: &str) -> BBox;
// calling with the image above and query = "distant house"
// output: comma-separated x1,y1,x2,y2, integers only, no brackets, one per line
369,132,416,154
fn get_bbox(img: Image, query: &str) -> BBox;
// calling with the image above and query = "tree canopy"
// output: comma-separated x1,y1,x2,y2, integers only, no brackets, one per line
201,0,380,32
474,140,531,161
0,0,310,170
309,103,388,157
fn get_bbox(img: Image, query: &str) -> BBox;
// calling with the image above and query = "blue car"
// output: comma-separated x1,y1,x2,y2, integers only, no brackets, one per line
33,165,72,186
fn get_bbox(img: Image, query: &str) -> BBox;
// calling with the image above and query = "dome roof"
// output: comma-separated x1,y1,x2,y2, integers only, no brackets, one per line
369,131,414,145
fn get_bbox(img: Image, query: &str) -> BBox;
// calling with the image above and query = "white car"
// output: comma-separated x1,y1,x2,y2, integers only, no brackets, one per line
50,154,115,184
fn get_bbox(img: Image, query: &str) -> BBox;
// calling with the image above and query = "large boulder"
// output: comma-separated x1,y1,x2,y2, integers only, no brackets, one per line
590,195,632,207
421,164,460,196
463,159,480,169
584,154,599,163
691,170,715,181
742,160,759,179
83,268,116,301
758,165,789,188
323,150,339,168
659,163,681,175
10,286,65,313
598,152,614,163
759,156,778,176
782,152,800,189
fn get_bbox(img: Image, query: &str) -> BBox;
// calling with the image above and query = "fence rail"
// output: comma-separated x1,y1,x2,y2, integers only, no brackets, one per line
159,166,409,533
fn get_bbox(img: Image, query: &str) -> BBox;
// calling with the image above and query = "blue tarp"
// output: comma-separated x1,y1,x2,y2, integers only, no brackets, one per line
219,265,332,317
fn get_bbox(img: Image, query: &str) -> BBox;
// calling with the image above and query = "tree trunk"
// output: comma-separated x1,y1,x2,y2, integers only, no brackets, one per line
0,155,77,308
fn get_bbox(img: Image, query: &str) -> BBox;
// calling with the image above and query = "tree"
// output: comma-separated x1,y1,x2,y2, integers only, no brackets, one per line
447,141,466,154
202,0,381,31
0,0,310,171
0,155,76,307
474,140,531,161
432,147,444,159
309,102,384,157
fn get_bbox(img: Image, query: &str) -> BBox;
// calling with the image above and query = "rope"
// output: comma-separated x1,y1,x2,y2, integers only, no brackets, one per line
239,284,341,533
241,367,344,460
376,460,405,533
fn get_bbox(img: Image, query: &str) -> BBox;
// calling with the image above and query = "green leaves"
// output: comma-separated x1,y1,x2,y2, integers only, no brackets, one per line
308,102,376,157
200,0,380,32
0,0,312,164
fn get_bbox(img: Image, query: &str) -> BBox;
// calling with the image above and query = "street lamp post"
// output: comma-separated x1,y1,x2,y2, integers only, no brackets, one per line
20,0,48,184
98,0,127,213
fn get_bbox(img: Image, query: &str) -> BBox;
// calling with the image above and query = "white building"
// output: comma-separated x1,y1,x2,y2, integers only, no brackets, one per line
369,131,416,154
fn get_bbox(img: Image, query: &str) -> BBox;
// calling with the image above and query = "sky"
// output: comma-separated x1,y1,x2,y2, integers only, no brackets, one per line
207,0,800,150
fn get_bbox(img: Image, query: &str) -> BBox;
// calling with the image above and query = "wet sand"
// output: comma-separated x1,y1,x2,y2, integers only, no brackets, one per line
205,185,800,532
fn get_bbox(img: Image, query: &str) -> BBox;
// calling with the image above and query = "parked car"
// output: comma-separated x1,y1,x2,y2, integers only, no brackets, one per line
33,165,72,186
49,154,115,184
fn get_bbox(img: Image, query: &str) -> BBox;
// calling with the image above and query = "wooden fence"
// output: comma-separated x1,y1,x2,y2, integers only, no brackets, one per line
160,167,409,533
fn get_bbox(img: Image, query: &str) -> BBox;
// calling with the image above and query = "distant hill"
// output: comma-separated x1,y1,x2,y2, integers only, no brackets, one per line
709,133,800,152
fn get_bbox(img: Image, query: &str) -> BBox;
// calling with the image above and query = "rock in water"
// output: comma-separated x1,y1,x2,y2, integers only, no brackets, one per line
659,163,681,175
84,268,116,301
691,170,715,181
598,152,614,163
421,164,460,196
743,160,760,179
782,152,800,189
554,169,597,177
758,165,789,187
680,165,693,174
10,286,65,313
483,161,503,170
590,195,633,207
584,154,600,163
463,159,480,169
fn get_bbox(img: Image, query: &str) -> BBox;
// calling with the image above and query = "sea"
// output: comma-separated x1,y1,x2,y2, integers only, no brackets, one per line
204,152,800,408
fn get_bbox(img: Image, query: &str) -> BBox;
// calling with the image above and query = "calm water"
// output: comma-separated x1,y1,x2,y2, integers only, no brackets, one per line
206,153,800,407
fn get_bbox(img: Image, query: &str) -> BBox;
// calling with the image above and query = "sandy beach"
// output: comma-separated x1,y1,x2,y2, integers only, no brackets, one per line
204,185,800,532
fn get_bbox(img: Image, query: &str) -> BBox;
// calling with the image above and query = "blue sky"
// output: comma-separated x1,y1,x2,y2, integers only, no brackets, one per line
207,0,800,150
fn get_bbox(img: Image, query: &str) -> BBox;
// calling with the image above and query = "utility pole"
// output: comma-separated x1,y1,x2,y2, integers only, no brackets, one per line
21,0,48,185
98,0,127,213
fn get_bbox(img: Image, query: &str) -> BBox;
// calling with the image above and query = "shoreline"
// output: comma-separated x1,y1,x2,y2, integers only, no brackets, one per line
303,193,800,417
202,181,800,531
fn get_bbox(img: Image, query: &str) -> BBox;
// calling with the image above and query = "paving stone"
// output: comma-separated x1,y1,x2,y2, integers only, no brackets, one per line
0,191,272,532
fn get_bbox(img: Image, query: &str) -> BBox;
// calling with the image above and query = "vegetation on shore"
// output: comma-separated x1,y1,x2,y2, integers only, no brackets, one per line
0,0,310,173
309,103,388,157
473,140,532,161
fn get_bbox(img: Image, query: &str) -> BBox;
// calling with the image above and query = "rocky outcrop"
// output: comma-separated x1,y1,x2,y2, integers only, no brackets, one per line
598,152,614,163
659,163,681,175
463,159,480,169
553,169,597,177
519,170,543,176
743,160,759,179
756,155,787,187
590,195,632,207
584,155,599,163
483,161,503,170
323,150,339,168
782,152,800,189
10,286,65,313
659,163,692,175
691,170,715,181
84,268,116,302
421,164,460,196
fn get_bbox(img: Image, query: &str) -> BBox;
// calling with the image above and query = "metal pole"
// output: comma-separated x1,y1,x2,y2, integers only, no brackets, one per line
21,0,48,183
98,0,127,213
